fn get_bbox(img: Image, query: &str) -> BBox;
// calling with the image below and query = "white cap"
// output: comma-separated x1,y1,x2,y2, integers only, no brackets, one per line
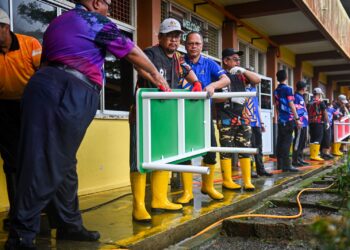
159,18,183,34
313,87,324,95
0,8,10,25
338,94,348,104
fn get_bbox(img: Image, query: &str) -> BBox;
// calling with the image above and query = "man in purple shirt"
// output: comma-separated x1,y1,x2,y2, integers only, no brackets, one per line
6,1,168,249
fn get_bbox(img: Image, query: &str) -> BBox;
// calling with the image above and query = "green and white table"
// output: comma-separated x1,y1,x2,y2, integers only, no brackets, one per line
136,88,257,174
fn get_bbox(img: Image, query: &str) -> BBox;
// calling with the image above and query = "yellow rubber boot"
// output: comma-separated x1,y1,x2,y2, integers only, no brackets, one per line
201,163,224,200
332,143,343,156
221,158,241,190
151,171,183,211
240,158,255,191
310,144,324,161
176,173,193,204
130,172,151,222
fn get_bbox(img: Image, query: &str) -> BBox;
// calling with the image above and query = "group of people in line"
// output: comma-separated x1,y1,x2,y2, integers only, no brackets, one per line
0,0,347,249
274,70,348,174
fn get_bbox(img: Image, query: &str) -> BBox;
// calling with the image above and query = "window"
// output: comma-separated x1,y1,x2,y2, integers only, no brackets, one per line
13,0,57,43
163,0,221,59
239,41,266,74
8,0,136,119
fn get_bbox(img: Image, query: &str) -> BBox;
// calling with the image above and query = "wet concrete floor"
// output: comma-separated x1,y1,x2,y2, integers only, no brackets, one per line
0,157,337,249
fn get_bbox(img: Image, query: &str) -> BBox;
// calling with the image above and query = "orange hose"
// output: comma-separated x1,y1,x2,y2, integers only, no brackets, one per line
192,183,335,238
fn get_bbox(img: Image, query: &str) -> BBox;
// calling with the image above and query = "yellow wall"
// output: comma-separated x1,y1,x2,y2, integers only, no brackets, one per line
0,119,131,212
302,62,313,77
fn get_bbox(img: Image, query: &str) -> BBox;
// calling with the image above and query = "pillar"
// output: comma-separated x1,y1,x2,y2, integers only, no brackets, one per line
137,0,162,49
222,20,238,50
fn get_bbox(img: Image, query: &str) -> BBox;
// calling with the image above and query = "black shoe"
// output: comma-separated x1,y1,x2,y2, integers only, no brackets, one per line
298,160,309,166
292,161,303,167
282,166,300,172
251,172,259,178
56,226,100,242
321,153,334,160
5,238,36,250
258,171,273,177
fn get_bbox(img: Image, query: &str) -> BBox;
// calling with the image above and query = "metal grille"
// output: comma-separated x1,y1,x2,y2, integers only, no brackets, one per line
249,47,256,71
161,1,168,21
239,42,247,68
110,0,131,25
207,25,218,57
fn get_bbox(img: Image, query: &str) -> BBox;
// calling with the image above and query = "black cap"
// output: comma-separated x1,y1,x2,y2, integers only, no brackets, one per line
276,70,287,82
222,48,243,58
296,81,307,90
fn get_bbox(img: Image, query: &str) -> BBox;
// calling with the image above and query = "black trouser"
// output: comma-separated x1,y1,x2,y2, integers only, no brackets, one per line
321,125,331,150
10,66,100,243
0,100,21,218
251,126,265,173
276,121,294,169
292,127,307,163
309,123,324,144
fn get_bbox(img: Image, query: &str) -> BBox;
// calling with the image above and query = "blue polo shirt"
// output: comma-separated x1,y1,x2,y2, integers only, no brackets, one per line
274,83,295,123
184,55,225,88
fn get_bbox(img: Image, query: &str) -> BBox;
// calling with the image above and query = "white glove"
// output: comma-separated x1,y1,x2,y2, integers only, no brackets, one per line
230,66,246,75
231,97,245,105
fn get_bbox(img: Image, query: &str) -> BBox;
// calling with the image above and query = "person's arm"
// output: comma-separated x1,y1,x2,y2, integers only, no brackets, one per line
126,46,169,90
230,67,261,85
204,74,230,97
258,107,266,132
289,101,302,128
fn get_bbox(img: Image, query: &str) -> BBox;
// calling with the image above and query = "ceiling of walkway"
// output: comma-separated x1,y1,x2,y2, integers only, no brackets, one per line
214,0,350,84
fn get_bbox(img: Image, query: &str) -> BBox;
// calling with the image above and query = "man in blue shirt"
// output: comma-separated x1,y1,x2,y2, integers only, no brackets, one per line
292,81,309,166
274,70,301,172
176,31,230,204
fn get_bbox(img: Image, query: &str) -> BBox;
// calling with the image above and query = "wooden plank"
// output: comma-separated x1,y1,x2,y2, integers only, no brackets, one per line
270,30,324,45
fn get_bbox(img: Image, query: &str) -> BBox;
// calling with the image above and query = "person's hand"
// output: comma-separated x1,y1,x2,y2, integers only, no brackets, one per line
158,85,171,92
261,123,266,133
231,97,245,105
152,72,171,91
191,81,202,92
296,119,302,129
204,84,215,97
230,66,246,75
325,122,330,130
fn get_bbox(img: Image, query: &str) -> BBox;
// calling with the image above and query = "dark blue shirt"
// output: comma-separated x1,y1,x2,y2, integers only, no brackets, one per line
294,92,308,127
184,55,225,88
274,83,295,123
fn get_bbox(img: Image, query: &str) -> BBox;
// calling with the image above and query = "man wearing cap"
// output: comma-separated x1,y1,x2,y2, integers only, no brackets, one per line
331,94,349,156
215,48,263,191
175,32,230,204
307,87,329,161
274,70,301,172
129,18,200,221
0,8,42,230
6,0,169,248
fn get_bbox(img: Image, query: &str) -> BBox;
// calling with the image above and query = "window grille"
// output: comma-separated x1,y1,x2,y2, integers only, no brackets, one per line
110,0,131,25
239,42,247,68
208,25,219,58
161,1,168,21
249,47,256,71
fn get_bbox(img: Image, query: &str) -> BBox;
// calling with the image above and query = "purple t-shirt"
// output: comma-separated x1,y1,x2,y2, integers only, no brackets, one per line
42,4,134,86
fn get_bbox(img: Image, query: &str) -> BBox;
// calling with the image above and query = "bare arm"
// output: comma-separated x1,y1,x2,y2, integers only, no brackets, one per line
126,45,169,89
184,70,198,83
244,71,261,85
204,74,230,97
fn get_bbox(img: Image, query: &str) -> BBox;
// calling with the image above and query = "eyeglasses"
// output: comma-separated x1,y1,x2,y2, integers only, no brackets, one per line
165,32,181,39
102,0,112,10
228,57,240,62
186,42,202,47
